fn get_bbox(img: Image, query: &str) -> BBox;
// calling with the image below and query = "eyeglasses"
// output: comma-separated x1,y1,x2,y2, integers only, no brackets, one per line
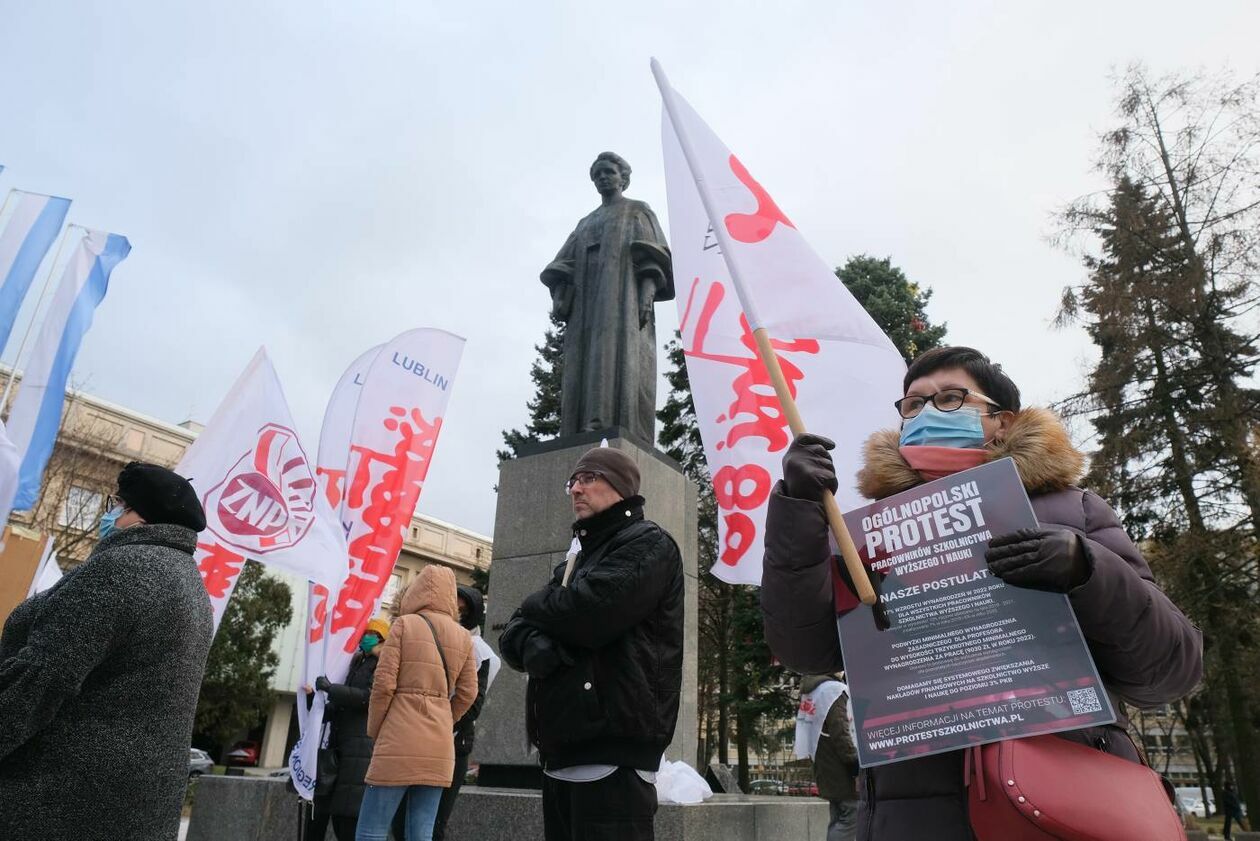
105,494,128,512
564,471,605,494
893,387,1001,420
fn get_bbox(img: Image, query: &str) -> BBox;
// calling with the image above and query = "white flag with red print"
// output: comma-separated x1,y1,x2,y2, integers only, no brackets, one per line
299,344,381,699
289,328,464,800
177,348,349,628
654,60,904,585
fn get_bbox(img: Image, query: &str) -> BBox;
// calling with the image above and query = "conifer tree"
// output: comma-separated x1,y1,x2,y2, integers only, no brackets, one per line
1058,66,1260,814
193,562,292,754
836,255,946,363
498,314,565,462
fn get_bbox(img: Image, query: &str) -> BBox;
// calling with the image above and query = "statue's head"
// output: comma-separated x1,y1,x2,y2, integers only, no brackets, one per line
590,151,631,197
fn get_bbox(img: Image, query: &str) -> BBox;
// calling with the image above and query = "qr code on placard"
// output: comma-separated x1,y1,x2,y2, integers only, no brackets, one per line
1068,687,1103,715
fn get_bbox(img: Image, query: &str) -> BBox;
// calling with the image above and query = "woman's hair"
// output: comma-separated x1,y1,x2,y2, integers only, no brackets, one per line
589,151,631,190
903,346,1021,413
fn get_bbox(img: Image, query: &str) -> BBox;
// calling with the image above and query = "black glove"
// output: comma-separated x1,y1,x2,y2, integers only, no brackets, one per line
521,630,573,680
782,433,839,502
835,556,890,632
314,675,331,692
985,528,1089,593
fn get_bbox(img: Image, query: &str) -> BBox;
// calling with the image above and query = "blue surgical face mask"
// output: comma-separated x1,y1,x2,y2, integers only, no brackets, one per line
98,506,124,539
899,405,990,449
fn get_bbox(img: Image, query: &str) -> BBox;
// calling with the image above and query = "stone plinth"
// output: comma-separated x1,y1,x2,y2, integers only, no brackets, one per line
474,429,699,785
186,778,829,841
187,776,304,841
705,763,742,795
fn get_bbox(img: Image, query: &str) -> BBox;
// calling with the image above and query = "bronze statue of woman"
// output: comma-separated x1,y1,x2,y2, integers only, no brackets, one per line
541,152,674,443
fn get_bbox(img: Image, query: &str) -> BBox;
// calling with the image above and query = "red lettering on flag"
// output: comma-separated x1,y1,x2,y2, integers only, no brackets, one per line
720,511,757,567
329,407,442,653
197,541,246,599
682,279,818,453
681,278,819,567
316,467,346,510
308,583,330,643
723,155,794,244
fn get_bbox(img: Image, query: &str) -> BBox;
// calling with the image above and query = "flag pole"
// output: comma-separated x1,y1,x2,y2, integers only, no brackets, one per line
651,58,876,606
0,224,78,413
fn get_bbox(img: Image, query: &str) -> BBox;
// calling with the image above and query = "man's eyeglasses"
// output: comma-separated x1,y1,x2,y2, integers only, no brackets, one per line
104,494,128,512
893,387,1001,420
564,471,605,494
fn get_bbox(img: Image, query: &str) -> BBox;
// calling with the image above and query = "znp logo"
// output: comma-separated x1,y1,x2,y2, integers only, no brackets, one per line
203,424,317,554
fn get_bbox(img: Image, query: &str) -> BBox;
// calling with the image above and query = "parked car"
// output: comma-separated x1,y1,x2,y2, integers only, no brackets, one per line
749,779,786,796
785,781,820,797
188,748,213,778
1175,787,1214,819
224,740,260,767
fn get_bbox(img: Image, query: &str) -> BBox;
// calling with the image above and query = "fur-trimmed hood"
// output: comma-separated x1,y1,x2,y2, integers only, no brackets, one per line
856,407,1085,501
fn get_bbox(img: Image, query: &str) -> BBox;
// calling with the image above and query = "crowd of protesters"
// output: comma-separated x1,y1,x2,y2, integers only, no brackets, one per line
0,348,1216,841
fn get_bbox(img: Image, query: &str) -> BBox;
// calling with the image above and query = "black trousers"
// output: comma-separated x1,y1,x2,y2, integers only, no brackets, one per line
542,768,657,841
433,752,471,840
306,798,357,841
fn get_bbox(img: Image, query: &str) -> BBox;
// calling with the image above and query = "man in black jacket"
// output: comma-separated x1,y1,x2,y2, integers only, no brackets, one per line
500,447,683,841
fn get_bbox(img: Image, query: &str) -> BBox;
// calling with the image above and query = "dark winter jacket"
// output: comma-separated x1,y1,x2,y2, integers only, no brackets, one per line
325,650,380,817
762,409,1203,841
454,658,490,757
802,674,858,802
0,524,213,841
499,495,684,772
453,585,489,757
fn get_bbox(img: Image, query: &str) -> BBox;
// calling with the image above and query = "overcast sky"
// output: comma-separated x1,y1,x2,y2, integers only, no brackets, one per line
2,1,1258,537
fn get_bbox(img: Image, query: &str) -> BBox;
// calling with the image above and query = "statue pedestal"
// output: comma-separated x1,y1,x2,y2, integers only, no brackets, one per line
474,429,699,787
186,778,831,841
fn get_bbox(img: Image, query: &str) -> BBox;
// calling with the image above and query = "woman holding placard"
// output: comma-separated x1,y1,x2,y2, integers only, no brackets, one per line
762,346,1202,841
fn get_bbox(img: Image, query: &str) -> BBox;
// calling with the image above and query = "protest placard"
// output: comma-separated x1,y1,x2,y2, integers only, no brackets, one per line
838,458,1115,767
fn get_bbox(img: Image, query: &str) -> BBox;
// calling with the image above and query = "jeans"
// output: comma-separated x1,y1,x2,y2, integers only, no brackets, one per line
390,754,468,841
542,767,657,841
355,785,442,841
827,800,858,841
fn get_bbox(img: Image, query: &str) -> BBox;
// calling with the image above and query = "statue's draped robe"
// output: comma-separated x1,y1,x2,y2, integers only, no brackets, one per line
542,197,673,443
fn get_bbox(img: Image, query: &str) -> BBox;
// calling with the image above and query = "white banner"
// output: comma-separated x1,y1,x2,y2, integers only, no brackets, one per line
296,344,381,741
655,61,904,585
290,329,464,799
178,348,349,628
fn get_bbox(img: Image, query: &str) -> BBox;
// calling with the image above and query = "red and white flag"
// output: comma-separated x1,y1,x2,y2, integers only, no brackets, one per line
177,349,349,628
299,344,381,700
290,328,464,800
654,60,905,586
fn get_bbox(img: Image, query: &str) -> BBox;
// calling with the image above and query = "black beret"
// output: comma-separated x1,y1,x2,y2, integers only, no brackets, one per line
116,462,207,531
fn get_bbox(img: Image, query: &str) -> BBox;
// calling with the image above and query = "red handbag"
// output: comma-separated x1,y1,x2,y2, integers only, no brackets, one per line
965,735,1186,841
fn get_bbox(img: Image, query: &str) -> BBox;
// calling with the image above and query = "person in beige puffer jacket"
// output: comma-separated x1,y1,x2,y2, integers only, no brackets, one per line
355,565,477,841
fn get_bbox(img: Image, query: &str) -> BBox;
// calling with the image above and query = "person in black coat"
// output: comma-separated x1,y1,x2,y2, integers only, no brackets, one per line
1222,782,1249,840
0,462,212,841
306,619,389,840
500,447,684,841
